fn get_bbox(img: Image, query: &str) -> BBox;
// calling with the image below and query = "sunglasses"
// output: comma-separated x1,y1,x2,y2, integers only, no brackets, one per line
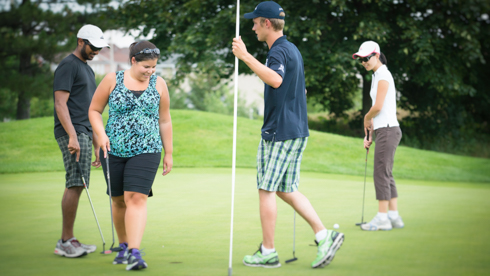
135,48,161,56
357,53,376,63
83,39,102,51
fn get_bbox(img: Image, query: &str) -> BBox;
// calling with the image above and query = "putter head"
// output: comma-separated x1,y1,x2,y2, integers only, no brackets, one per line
100,244,112,254
110,246,123,252
285,257,298,263
355,222,367,226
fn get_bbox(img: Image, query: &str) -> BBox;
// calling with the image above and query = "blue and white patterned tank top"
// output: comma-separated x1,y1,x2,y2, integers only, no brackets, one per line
105,70,162,157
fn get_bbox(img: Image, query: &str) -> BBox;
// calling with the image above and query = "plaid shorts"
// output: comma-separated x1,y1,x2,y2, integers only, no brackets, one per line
56,133,92,188
256,137,308,192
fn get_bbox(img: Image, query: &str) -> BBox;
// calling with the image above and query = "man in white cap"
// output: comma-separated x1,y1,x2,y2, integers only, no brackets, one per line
53,24,109,258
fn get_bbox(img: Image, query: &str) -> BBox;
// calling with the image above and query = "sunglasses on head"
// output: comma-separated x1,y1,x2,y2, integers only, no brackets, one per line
83,39,102,51
135,48,160,56
357,53,376,63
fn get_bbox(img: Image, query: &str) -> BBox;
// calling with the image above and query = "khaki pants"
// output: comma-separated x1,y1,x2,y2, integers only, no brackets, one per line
374,126,402,200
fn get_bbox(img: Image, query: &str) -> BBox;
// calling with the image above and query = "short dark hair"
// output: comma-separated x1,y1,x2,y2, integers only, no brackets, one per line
129,41,160,64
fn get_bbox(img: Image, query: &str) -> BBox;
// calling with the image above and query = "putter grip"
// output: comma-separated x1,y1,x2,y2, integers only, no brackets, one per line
105,155,110,181
365,129,370,151
76,162,83,175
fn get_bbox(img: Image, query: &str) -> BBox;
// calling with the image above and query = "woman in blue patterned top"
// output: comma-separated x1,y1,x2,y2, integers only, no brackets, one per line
89,40,173,271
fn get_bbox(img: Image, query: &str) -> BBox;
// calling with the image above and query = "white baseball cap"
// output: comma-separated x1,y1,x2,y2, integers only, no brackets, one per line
77,24,110,48
352,41,380,59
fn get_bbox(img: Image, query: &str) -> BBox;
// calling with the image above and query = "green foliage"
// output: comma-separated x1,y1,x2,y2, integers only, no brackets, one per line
168,88,188,110
165,67,258,118
114,0,490,155
309,111,490,158
378,0,490,152
95,74,105,86
0,56,53,120
30,97,54,118
0,87,16,121
0,0,118,119
113,0,361,116
178,72,253,118
308,112,365,138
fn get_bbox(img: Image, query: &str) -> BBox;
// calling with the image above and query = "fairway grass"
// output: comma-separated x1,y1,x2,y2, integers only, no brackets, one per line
1,168,489,276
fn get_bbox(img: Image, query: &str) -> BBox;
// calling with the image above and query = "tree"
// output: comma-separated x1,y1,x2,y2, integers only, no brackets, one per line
114,0,489,152
177,70,253,118
114,0,359,116
390,0,490,149
0,0,115,120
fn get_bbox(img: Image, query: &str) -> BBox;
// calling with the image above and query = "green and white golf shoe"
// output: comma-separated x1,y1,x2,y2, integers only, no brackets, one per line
243,245,281,268
311,230,345,268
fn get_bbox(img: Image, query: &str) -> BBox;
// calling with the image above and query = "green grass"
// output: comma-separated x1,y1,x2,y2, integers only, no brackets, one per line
1,110,489,275
0,110,489,182
0,168,489,275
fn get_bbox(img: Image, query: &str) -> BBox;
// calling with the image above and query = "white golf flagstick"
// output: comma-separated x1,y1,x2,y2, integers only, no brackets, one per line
228,1,240,275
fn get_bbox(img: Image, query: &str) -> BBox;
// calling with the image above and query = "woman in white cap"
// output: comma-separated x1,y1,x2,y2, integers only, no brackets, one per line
352,41,404,231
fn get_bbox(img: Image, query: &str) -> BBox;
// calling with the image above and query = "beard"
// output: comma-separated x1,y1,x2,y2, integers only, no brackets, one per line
81,47,92,61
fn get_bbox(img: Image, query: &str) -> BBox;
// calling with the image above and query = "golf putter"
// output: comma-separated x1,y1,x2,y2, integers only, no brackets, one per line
356,129,370,226
285,210,298,263
76,161,111,254
105,154,122,253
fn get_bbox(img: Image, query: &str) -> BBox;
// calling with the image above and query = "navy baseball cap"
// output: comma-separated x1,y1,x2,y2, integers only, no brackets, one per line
244,1,285,20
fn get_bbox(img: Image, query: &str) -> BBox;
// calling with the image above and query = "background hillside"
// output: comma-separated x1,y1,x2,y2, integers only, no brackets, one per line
0,110,488,183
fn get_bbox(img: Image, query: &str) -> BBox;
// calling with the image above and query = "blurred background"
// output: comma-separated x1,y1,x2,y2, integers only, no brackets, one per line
1,0,488,157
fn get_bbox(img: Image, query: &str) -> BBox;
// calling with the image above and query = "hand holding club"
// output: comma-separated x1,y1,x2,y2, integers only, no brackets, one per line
68,136,81,162
364,128,373,149
97,133,111,158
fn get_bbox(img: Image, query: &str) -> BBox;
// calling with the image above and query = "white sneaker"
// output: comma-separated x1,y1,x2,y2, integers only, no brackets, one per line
54,237,87,258
80,242,97,253
389,216,405,228
360,216,393,231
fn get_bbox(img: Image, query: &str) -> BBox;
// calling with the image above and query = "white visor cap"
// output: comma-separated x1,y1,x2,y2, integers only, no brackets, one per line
352,41,380,59
77,24,110,48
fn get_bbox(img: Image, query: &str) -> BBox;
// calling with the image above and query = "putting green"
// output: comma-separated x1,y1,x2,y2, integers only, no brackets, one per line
0,168,489,275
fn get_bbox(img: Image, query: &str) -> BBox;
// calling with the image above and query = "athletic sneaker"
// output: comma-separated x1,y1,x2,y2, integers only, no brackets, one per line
126,248,147,271
80,242,97,253
311,230,345,268
389,216,405,228
243,244,281,268
54,237,87,258
113,242,129,265
361,216,393,231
